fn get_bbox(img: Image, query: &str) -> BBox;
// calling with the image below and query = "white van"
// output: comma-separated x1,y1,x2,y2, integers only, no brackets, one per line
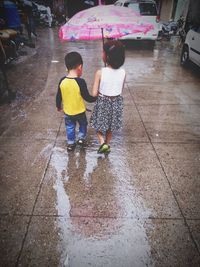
181,26,200,68
114,0,160,41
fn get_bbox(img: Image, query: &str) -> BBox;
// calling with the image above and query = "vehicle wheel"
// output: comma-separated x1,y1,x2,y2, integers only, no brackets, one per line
181,45,189,66
150,40,155,48
0,70,7,103
146,40,155,50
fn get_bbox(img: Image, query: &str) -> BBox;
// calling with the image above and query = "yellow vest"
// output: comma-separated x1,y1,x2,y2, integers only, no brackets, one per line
60,78,86,115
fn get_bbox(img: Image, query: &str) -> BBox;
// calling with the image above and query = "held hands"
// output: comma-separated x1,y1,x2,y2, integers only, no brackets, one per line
92,70,101,97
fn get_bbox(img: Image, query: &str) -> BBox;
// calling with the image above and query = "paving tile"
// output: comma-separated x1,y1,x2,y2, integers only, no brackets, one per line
163,65,200,82
0,140,53,214
154,143,200,219
115,143,181,219
145,219,200,267
18,216,200,267
0,215,29,266
137,104,200,142
1,102,61,140
187,220,200,252
34,143,181,219
121,84,134,106
125,64,169,84
19,216,152,267
34,146,146,217
128,82,200,105
18,216,61,267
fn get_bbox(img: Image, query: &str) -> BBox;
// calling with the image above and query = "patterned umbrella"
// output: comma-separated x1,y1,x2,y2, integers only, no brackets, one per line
59,5,154,41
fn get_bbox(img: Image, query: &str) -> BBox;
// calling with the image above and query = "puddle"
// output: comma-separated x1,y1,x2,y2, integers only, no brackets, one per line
31,144,53,166
49,144,153,266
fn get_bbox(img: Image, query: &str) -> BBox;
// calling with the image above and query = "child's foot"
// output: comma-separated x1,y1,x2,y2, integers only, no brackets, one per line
77,139,87,148
97,143,110,154
67,143,76,152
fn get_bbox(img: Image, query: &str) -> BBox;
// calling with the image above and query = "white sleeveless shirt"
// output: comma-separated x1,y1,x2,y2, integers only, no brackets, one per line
99,67,126,96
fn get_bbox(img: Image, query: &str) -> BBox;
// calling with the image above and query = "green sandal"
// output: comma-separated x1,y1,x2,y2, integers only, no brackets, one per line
97,143,110,154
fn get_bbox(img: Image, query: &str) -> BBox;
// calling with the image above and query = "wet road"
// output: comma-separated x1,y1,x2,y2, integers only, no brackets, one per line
0,28,200,266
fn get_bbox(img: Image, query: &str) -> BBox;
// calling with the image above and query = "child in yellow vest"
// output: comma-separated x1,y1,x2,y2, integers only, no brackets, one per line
56,52,96,151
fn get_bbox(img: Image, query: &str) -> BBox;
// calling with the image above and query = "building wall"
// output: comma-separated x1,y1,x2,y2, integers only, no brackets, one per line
53,0,67,16
188,0,200,25
174,0,189,20
160,0,174,22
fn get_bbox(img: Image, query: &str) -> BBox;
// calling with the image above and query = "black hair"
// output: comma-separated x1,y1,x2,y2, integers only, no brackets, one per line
103,40,125,69
65,52,83,70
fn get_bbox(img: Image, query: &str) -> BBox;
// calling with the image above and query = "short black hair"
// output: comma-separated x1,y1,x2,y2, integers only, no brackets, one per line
65,52,83,70
103,40,125,69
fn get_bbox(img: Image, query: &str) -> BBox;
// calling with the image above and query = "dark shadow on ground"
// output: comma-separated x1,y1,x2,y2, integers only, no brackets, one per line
122,40,156,50
181,61,200,79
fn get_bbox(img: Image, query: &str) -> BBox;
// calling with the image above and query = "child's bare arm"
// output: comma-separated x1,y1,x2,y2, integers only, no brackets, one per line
92,70,101,97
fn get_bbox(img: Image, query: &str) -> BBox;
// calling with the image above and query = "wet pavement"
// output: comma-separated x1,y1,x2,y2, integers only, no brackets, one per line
0,27,200,267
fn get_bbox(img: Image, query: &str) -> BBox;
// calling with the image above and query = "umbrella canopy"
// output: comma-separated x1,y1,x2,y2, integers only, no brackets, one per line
59,5,154,41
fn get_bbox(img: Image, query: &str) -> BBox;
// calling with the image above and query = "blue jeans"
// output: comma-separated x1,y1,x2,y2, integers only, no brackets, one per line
64,112,88,144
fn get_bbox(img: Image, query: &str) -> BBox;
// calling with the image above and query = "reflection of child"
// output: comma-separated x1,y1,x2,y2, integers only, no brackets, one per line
56,52,96,151
90,40,126,154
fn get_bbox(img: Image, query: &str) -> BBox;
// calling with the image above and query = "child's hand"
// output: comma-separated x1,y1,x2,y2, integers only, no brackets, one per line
57,108,62,112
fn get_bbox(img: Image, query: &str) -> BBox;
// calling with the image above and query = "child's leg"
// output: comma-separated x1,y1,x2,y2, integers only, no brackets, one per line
64,115,76,144
97,131,105,145
77,113,88,140
105,130,112,145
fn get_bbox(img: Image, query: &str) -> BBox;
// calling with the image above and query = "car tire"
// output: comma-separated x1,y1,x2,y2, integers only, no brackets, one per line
181,45,189,66
146,40,155,50
150,40,156,49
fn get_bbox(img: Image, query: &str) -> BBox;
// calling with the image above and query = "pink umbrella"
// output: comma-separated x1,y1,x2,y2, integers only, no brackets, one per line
59,5,154,41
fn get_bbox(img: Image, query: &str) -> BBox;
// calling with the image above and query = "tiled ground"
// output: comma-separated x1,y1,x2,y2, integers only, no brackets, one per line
0,28,200,266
